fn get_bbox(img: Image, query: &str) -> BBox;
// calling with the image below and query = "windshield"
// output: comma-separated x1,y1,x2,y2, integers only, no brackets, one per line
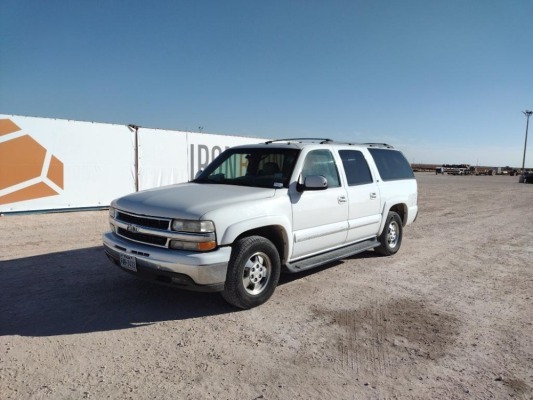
194,148,300,188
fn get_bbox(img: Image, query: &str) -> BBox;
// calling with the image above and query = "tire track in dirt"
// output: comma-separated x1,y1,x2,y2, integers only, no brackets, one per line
56,343,74,365
318,298,460,379
334,304,389,377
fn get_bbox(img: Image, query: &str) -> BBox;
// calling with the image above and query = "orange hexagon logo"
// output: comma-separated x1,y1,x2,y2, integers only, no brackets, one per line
0,119,64,205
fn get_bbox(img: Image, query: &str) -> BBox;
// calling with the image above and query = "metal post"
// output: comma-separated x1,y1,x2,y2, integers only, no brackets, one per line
128,124,140,192
134,126,139,192
521,110,532,177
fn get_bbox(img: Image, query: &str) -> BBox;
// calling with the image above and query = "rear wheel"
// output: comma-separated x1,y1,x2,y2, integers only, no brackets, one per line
222,236,281,309
375,211,403,256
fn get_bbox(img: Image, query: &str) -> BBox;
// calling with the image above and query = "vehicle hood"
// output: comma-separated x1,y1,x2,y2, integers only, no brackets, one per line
112,183,276,219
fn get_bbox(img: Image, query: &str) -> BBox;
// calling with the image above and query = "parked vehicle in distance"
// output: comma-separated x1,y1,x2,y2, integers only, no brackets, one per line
103,139,418,308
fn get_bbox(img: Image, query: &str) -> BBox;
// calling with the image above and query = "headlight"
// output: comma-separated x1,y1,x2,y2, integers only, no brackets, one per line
171,219,215,233
109,207,116,219
170,219,216,251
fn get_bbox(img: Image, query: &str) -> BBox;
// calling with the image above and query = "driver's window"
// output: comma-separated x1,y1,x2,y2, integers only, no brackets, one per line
301,150,340,188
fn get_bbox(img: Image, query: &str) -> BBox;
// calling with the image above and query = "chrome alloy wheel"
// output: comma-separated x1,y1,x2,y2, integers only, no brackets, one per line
386,220,400,249
242,252,271,295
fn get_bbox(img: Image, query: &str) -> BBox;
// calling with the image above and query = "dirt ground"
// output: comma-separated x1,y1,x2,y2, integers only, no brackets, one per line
1,174,532,400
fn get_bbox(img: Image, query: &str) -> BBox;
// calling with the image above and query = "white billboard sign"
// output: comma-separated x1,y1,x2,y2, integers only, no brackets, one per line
137,128,189,191
0,115,264,213
0,115,135,212
187,132,262,181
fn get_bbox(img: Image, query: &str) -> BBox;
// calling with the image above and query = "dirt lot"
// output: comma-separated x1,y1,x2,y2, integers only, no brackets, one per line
1,174,532,399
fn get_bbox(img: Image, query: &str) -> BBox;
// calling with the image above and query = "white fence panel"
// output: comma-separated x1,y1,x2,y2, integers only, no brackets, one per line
0,115,264,213
0,115,135,212
137,128,189,191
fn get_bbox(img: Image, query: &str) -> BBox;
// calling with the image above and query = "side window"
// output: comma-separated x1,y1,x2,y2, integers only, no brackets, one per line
301,150,341,188
339,150,373,186
368,148,415,181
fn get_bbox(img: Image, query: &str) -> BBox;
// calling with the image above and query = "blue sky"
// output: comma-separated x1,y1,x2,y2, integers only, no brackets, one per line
1,1,532,167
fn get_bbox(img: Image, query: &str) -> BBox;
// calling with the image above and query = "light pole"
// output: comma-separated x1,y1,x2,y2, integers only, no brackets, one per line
521,110,532,178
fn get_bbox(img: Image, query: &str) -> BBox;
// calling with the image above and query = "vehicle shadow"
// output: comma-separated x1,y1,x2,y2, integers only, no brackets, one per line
0,247,381,337
0,247,233,337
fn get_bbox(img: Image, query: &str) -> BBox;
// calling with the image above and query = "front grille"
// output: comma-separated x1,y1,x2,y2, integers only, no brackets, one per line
117,212,170,230
117,228,168,247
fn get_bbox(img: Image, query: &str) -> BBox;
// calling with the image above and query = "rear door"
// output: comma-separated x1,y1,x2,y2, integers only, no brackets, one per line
338,149,382,243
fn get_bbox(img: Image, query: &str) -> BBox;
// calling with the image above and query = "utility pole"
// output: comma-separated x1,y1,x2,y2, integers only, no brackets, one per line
521,110,532,178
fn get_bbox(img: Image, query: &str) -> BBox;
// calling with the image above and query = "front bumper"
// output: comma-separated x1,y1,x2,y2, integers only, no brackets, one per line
103,232,230,292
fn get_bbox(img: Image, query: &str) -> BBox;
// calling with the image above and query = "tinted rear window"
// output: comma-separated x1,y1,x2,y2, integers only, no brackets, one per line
368,149,414,181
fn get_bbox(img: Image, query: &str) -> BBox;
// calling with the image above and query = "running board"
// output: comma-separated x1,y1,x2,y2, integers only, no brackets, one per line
285,237,379,273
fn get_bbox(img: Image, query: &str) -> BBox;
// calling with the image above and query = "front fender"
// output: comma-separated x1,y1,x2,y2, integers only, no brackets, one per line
220,215,293,256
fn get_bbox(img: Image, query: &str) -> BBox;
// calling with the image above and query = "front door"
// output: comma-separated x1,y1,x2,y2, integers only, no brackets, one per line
290,149,349,259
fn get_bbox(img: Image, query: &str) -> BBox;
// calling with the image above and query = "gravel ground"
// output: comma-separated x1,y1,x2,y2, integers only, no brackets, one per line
1,173,532,399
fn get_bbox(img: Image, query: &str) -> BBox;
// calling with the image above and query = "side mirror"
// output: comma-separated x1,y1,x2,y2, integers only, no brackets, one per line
297,175,328,192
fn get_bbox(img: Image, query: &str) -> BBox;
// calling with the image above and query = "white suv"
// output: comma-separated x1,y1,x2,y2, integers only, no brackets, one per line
104,139,418,308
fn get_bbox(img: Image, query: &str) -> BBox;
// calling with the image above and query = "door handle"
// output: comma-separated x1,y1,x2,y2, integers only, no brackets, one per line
370,192,377,200
338,196,347,203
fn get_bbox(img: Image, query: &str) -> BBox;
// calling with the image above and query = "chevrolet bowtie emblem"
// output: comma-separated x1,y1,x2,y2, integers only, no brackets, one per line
126,224,139,233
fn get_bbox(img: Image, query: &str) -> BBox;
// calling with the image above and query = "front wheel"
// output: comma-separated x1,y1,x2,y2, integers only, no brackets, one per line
221,236,281,309
375,211,403,256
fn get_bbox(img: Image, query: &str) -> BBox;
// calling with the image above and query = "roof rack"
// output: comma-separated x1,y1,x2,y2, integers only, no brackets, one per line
263,139,394,149
264,138,333,145
362,143,394,148
327,141,393,148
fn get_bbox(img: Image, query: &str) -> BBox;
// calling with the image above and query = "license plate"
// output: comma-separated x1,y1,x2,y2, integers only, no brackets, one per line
119,254,137,272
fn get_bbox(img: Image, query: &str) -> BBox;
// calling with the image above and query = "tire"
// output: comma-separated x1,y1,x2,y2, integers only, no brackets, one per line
375,211,403,256
221,236,281,309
